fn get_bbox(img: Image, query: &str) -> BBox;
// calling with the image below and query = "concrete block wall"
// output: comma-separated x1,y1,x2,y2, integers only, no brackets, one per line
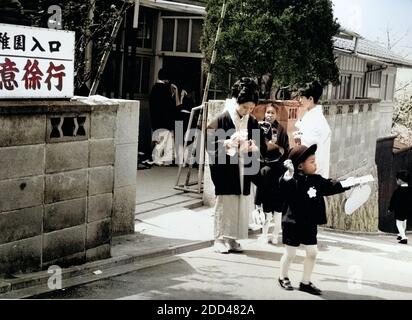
0,99,118,275
323,99,381,231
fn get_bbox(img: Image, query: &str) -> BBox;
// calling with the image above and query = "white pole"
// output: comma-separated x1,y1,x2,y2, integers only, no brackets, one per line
133,0,141,29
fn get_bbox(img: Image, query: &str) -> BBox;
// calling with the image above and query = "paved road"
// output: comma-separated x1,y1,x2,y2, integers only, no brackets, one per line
33,231,412,300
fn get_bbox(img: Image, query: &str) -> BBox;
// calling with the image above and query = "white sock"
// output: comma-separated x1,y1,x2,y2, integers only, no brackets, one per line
302,245,318,284
404,220,407,235
280,245,296,279
272,211,282,240
397,220,407,240
262,212,273,236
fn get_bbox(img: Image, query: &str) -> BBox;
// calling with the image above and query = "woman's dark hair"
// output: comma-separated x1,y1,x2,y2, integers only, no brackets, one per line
231,77,259,105
396,170,410,183
299,80,323,104
158,68,169,81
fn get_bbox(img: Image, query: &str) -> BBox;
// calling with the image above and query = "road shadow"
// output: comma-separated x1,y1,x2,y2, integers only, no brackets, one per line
243,250,339,267
31,257,240,300
320,290,385,300
321,277,412,294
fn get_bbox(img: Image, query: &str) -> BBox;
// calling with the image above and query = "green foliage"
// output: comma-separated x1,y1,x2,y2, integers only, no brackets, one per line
201,0,340,93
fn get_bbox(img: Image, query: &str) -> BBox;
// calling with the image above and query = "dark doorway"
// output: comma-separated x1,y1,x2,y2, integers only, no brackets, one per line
162,57,202,105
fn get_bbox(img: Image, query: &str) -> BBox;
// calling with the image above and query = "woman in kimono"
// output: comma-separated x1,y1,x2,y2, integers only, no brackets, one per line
294,81,331,178
207,77,266,253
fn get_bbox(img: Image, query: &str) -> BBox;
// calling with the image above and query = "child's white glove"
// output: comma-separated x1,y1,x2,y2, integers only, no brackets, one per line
283,159,294,181
284,159,294,173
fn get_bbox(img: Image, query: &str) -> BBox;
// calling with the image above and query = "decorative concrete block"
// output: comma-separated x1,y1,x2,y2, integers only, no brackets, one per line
0,145,44,180
46,141,88,173
0,236,42,275
113,185,136,235
44,198,87,233
88,193,113,223
91,111,116,139
89,139,115,167
45,170,88,203
0,206,43,245
0,115,45,147
86,219,111,249
85,244,111,262
89,166,114,196
114,144,138,188
46,113,90,143
43,225,86,262
0,176,43,213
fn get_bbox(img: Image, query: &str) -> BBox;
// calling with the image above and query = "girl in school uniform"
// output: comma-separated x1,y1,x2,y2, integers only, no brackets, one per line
255,104,289,244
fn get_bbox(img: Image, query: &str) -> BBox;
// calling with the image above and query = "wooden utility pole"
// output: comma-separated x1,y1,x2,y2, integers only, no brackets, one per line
85,0,95,89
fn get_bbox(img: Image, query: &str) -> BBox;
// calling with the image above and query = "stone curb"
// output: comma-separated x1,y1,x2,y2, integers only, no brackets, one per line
0,239,214,299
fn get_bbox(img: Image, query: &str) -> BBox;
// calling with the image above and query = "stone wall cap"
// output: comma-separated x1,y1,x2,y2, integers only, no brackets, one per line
0,97,118,115
377,134,397,143
322,98,381,105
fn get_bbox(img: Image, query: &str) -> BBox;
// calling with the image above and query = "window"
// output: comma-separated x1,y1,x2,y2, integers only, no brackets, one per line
136,10,154,49
123,55,152,98
176,19,190,52
367,65,382,88
161,17,204,54
370,71,382,87
125,8,155,49
191,19,203,53
161,19,175,51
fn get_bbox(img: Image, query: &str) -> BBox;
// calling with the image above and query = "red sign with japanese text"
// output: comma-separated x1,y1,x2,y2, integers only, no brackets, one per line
0,23,74,99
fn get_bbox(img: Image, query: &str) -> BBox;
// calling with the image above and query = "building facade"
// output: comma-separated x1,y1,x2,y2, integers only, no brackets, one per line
96,0,206,156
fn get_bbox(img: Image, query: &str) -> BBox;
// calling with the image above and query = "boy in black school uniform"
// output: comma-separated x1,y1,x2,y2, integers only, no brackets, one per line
388,170,411,245
277,144,353,295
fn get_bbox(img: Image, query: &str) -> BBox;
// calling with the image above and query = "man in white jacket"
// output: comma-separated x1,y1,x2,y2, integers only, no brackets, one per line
294,81,331,178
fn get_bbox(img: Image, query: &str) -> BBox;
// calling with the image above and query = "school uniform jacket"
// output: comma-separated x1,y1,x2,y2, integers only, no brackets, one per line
207,110,266,196
261,120,289,164
280,173,348,226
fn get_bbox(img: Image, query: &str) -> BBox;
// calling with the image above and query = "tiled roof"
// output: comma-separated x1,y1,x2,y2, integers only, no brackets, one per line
333,36,412,68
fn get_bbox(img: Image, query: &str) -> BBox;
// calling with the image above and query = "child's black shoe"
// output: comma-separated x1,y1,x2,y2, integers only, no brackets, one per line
397,236,402,241
278,278,293,291
299,282,322,295
399,239,408,244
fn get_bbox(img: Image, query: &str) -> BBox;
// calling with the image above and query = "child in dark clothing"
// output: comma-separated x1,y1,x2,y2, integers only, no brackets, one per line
388,170,411,245
255,104,290,244
278,144,353,295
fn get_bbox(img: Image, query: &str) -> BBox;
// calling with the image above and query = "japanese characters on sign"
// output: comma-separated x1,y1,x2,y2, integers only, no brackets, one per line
0,23,74,99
